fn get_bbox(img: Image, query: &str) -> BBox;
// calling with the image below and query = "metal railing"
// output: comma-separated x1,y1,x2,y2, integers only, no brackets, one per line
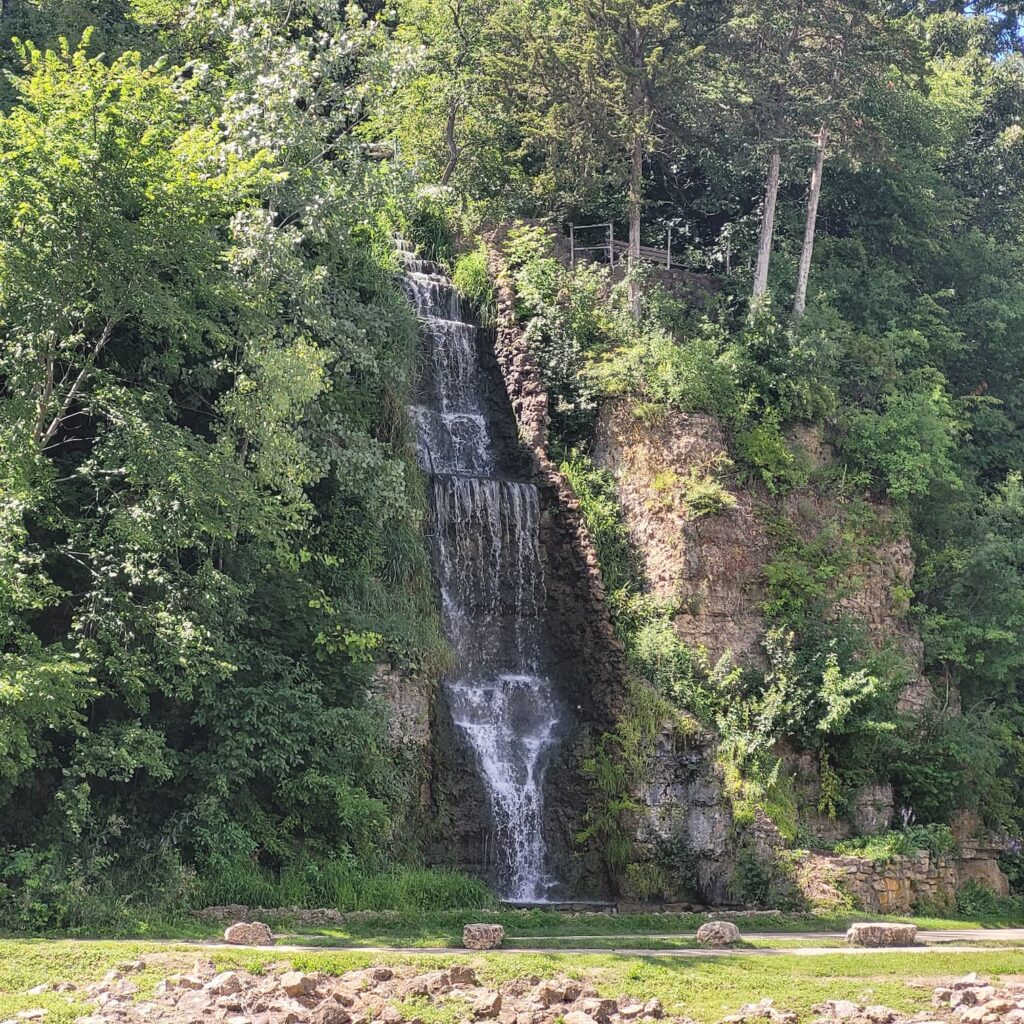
569,222,679,268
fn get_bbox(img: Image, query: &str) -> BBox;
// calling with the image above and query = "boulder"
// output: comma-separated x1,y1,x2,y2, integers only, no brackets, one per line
533,981,567,1007
473,992,503,1019
463,924,506,950
224,921,275,945
450,965,478,987
845,922,917,947
696,921,741,947
205,972,244,996
562,1013,599,1024
281,971,318,997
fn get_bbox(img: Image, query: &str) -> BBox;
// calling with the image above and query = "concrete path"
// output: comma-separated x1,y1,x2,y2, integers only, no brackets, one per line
59,929,1024,959
505,928,1024,945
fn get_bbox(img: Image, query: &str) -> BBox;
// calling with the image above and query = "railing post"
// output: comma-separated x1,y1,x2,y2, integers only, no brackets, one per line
666,226,672,268
570,224,575,268
608,223,615,268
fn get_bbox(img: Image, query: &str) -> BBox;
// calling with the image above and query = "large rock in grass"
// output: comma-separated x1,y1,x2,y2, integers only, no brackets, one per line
223,921,274,945
845,922,917,947
463,923,505,949
696,920,741,947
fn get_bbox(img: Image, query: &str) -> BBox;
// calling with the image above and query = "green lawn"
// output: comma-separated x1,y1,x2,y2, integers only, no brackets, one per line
2,940,1024,1024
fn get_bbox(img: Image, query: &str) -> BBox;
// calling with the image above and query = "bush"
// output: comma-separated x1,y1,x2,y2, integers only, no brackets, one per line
834,824,957,862
623,862,667,901
956,878,1005,918
452,243,495,323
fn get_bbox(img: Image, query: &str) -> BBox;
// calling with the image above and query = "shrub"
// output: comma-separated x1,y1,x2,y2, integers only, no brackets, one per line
834,824,957,862
623,862,667,901
452,243,495,324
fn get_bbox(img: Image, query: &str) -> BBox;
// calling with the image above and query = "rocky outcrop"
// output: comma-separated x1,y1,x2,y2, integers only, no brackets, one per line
592,401,930,689
592,407,768,667
632,723,734,903
370,664,434,830
591,399,960,852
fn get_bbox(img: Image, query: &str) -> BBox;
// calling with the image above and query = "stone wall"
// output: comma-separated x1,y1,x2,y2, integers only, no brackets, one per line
797,843,1008,914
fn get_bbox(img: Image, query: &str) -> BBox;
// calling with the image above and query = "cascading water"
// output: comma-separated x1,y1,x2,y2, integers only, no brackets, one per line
398,239,563,901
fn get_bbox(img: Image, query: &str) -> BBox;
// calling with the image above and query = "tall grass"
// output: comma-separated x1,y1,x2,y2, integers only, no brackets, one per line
198,858,495,913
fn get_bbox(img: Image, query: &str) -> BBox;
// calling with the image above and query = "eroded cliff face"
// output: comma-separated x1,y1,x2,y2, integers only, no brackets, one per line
592,401,935,712
591,399,945,858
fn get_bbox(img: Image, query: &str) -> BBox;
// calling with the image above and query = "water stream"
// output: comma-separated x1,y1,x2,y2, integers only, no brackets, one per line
399,240,563,901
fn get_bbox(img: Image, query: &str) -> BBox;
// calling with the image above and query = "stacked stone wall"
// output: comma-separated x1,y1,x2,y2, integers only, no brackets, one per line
798,844,1008,914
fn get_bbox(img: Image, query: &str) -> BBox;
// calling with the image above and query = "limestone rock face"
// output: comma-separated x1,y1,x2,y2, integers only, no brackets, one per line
462,923,505,949
696,920,741,946
846,922,918,947
223,921,274,945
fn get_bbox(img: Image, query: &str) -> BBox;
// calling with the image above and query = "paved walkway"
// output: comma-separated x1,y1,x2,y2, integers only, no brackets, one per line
60,929,1024,959
511,928,1024,945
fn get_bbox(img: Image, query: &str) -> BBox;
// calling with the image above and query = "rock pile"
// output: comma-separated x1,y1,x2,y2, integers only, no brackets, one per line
933,972,1024,1024
57,959,694,1024
22,961,1022,1024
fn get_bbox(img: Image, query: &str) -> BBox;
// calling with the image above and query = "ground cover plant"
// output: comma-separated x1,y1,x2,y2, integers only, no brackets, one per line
6,942,1024,1024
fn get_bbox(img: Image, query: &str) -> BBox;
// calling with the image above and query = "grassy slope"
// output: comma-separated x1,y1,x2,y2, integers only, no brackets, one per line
3,941,1024,1024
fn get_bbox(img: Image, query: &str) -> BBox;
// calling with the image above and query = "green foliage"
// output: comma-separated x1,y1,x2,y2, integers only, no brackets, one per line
955,879,1010,919
197,857,495,915
622,862,668,902
834,825,957,863
452,243,495,323
0,845,494,931
0,4,448,900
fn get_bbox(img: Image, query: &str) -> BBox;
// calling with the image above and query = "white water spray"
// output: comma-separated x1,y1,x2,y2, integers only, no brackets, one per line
400,243,562,901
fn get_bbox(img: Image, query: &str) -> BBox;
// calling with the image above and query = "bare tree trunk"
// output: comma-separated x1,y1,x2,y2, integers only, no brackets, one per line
752,147,781,304
439,96,459,185
793,126,828,318
627,128,643,317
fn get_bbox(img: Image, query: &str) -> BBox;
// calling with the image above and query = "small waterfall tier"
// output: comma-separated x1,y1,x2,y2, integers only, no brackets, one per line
398,238,563,901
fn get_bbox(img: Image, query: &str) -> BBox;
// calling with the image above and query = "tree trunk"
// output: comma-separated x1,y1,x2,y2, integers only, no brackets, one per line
627,128,643,317
752,147,781,304
793,126,828,318
439,96,459,185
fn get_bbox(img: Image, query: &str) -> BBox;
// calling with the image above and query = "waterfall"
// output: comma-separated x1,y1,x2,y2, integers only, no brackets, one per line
399,241,562,902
